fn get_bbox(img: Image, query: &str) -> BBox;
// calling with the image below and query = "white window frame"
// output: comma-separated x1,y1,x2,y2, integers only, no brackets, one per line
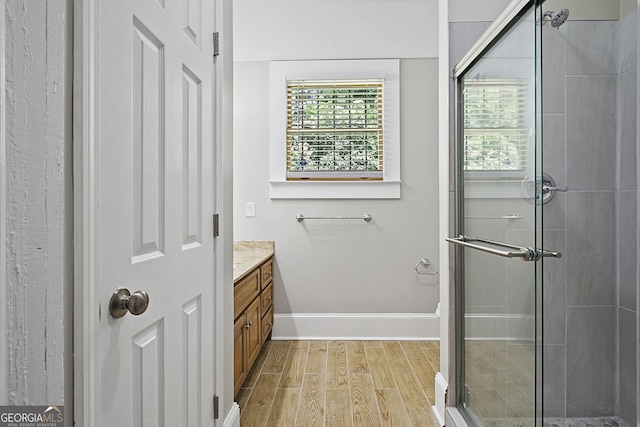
269,59,400,199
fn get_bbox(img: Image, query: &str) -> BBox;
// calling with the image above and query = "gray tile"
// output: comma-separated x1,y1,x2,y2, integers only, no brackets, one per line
543,230,566,345
543,344,566,417
502,16,536,60
566,21,618,76
544,192,566,231
542,118,565,230
566,76,617,191
619,191,637,311
505,228,536,316
619,11,638,74
566,306,615,417
619,307,637,424
619,70,637,191
566,191,616,306
465,248,508,310
543,114,566,191
542,25,567,114
449,21,492,75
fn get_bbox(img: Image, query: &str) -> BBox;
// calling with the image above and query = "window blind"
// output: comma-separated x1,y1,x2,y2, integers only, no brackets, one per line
462,79,528,172
286,79,383,180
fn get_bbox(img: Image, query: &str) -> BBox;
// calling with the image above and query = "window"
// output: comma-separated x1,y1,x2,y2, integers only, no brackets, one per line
269,59,400,199
286,79,383,180
462,79,528,174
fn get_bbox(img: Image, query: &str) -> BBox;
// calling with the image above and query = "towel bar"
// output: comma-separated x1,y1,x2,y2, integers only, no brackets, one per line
296,213,372,223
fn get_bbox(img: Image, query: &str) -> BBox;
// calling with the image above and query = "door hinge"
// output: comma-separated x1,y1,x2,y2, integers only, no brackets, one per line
213,32,220,56
213,395,220,419
213,214,220,237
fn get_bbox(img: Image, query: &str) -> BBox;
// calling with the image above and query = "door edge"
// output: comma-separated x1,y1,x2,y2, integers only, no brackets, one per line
0,0,7,405
73,0,101,425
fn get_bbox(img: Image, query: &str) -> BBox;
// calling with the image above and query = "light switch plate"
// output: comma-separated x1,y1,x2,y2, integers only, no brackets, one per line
245,202,256,217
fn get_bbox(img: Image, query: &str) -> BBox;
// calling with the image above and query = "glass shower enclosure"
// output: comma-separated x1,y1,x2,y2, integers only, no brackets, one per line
450,3,548,425
450,0,638,425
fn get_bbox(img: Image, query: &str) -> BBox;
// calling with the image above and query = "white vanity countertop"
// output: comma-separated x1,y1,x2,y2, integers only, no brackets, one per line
233,241,274,283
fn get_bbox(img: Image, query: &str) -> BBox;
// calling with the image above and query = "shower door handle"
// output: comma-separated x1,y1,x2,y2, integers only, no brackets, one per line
446,235,562,261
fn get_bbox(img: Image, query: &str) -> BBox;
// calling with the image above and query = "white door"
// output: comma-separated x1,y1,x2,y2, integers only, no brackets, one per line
90,0,217,425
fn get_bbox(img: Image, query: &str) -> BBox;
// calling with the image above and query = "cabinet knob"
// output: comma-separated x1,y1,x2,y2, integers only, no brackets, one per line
267,296,273,302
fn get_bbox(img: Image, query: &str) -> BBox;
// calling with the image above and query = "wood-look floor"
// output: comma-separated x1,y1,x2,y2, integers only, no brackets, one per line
237,340,441,427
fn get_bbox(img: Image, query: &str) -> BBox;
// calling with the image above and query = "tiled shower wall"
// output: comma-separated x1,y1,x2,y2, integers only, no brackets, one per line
541,13,638,421
616,5,637,424
542,19,619,418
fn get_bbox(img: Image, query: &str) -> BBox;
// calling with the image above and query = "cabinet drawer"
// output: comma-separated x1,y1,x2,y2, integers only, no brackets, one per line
262,305,273,341
234,269,260,319
260,258,273,290
260,282,273,318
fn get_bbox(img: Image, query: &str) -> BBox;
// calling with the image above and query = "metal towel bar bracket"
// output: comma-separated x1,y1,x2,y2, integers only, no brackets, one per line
446,235,562,261
415,258,438,275
296,213,372,223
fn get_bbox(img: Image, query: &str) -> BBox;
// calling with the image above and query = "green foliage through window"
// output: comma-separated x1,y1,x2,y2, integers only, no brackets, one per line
287,80,383,179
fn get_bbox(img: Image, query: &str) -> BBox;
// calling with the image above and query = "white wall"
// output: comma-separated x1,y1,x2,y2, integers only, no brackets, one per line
3,0,69,407
449,0,622,23
234,0,439,61
233,0,441,338
448,0,510,22
545,0,621,20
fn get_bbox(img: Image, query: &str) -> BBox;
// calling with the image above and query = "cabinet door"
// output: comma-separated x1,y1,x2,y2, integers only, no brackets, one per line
262,305,273,343
260,258,273,290
260,282,273,318
233,315,247,396
245,297,262,369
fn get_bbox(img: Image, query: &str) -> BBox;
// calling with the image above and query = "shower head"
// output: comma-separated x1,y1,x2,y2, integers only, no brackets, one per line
543,8,569,29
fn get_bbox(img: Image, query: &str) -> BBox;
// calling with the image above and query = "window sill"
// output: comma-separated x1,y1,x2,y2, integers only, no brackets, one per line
269,180,401,199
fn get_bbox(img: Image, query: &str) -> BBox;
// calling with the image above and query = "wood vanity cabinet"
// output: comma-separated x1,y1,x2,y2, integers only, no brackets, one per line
233,256,274,397
260,259,274,341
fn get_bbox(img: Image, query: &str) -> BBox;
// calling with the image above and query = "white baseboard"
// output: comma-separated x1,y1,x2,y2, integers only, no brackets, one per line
464,313,534,340
223,402,240,427
433,372,448,426
272,312,439,340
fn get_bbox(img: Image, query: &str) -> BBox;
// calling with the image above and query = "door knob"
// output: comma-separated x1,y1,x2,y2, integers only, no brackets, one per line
109,288,150,318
